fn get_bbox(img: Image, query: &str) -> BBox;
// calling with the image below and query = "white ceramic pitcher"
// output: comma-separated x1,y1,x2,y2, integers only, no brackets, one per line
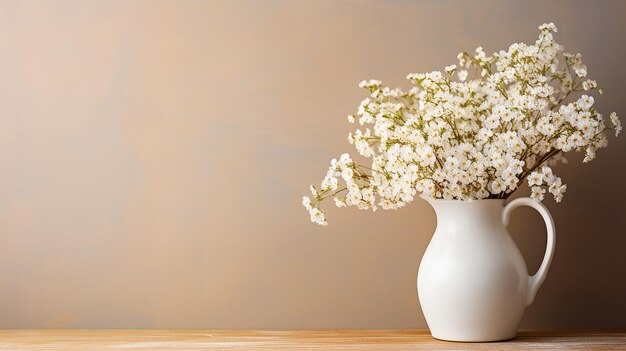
417,197,556,342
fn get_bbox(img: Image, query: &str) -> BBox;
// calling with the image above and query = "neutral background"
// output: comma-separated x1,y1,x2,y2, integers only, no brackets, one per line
0,0,625,329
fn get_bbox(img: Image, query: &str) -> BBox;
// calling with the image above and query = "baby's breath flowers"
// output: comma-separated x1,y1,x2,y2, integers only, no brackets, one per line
303,23,620,225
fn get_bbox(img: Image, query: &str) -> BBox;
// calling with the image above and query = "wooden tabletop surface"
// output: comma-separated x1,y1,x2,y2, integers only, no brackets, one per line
1,329,625,350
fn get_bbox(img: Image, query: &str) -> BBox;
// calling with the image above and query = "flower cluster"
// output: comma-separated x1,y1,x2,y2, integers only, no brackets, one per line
303,23,620,225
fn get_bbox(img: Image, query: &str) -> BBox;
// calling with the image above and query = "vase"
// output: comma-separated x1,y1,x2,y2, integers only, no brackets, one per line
417,197,556,342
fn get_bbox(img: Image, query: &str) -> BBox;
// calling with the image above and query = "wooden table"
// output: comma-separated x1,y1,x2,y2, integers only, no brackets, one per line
1,330,625,350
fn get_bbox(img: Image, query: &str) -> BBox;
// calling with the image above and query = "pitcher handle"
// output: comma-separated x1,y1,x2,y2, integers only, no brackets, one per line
502,197,556,306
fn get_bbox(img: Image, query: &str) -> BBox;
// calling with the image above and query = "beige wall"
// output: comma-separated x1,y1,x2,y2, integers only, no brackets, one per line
0,0,625,329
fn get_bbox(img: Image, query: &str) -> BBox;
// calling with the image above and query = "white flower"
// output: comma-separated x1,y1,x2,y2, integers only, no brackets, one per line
568,132,584,148
531,186,545,201
582,79,597,91
527,172,544,187
574,64,587,78
302,196,312,210
359,79,382,89
417,146,436,167
309,208,327,226
484,114,500,129
577,95,594,110
550,183,567,203
341,168,354,181
334,197,347,208
583,147,596,163
339,153,352,164
457,52,467,67
303,22,619,225
321,176,338,191
457,70,468,82
610,112,621,136
541,166,555,185
490,179,505,194
539,22,557,32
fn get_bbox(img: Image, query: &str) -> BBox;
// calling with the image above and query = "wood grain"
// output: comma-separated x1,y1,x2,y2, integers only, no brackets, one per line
1,330,625,350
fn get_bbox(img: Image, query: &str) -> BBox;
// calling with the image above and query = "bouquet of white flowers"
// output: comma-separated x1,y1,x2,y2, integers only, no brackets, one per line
303,23,620,226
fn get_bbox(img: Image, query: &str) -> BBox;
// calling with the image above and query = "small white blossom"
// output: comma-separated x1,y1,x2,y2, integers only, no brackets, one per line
341,168,354,181
359,79,382,89
309,208,327,226
582,79,597,91
527,172,544,187
321,176,338,191
539,22,557,32
531,186,546,201
549,183,567,203
334,197,347,208
490,180,505,194
457,70,468,82
577,95,594,110
610,112,621,136
302,196,312,210
583,147,596,163
574,65,587,78
457,52,467,67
